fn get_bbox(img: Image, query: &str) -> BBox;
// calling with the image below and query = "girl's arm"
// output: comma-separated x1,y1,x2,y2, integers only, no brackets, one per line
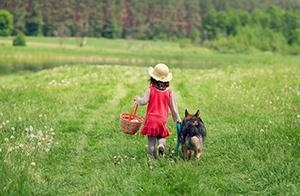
135,88,150,105
169,90,181,122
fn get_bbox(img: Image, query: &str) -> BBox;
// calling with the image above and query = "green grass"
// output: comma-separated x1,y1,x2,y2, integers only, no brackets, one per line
0,37,300,195
1,36,299,74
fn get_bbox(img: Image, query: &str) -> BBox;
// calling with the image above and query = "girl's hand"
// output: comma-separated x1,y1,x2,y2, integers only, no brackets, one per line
134,96,138,105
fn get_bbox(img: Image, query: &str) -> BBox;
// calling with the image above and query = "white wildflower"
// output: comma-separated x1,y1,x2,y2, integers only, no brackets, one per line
6,120,9,123
10,135,15,139
297,114,300,118
11,127,15,131
39,114,43,118
8,147,13,152
0,148,2,152
18,117,22,121
31,162,36,166
37,130,43,136
4,137,9,142
29,125,33,132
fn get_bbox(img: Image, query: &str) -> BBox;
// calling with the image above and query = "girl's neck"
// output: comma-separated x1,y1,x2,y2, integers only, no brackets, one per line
152,84,168,91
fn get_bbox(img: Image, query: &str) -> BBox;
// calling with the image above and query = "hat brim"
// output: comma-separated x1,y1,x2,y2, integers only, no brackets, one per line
147,67,172,82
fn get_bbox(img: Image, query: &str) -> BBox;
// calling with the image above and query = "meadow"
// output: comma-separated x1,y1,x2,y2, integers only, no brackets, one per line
0,37,299,195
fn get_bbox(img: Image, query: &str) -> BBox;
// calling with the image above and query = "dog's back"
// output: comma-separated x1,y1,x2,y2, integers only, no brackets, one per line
180,109,206,160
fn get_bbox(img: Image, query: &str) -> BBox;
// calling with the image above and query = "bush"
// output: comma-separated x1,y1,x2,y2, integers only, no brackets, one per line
13,32,26,46
0,9,14,36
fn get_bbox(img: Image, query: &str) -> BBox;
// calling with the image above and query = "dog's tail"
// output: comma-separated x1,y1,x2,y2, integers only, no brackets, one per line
191,136,201,149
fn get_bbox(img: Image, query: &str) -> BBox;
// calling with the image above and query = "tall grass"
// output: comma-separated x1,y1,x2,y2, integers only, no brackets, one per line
0,57,299,194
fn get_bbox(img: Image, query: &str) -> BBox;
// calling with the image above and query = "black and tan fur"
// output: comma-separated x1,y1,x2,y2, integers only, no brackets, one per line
180,109,207,160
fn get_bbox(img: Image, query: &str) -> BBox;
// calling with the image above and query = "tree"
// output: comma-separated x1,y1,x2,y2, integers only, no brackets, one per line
25,10,43,36
203,9,218,39
0,9,13,36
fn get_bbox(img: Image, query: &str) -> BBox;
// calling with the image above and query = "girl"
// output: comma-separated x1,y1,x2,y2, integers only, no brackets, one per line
135,63,181,157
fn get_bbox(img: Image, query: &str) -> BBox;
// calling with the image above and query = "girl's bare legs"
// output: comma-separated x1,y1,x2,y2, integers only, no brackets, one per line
158,137,166,156
147,136,157,157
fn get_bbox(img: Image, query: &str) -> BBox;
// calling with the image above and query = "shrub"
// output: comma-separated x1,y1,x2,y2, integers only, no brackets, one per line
0,9,13,36
13,32,26,46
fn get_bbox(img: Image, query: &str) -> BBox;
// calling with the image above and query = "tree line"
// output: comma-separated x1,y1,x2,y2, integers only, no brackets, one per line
0,0,299,54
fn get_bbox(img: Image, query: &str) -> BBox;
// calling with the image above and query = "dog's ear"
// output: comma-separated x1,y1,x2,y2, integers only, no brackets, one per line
185,109,189,117
195,110,200,118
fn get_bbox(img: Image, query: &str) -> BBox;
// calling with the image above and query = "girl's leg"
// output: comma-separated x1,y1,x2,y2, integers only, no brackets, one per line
147,136,157,157
157,137,166,156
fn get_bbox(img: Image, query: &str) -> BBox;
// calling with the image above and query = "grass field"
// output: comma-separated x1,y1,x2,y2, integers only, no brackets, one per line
1,36,299,73
0,37,299,195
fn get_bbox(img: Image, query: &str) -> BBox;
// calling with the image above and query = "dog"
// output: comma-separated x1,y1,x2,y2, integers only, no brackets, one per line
180,109,207,160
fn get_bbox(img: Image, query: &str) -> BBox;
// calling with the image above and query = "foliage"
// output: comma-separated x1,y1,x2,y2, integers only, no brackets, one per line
0,1,300,54
202,6,300,54
12,32,26,46
25,10,43,36
0,9,13,36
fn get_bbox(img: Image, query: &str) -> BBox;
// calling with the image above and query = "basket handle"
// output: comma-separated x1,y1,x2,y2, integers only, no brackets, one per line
132,103,138,116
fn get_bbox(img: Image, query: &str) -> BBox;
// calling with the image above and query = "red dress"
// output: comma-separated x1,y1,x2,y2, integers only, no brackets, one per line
141,85,171,138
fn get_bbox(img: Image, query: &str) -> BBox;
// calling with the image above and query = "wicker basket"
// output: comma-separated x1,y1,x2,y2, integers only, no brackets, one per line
120,104,143,135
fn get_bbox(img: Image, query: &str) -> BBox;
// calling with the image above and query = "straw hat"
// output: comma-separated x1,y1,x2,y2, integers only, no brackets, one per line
147,63,172,82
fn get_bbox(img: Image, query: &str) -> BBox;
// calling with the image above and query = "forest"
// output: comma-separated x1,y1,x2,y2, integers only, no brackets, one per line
0,0,300,54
